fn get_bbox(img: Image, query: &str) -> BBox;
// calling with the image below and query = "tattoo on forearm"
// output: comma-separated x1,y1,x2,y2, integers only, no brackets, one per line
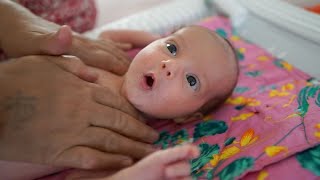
2,91,36,122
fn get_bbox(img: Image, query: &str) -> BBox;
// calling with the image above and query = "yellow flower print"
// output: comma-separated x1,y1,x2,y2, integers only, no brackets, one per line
281,83,295,91
226,96,261,106
203,115,213,121
231,112,255,121
265,146,288,157
257,56,270,62
209,146,241,167
239,47,246,53
210,154,220,167
269,83,295,97
269,89,290,97
226,96,246,105
315,123,320,139
280,61,293,71
220,146,241,160
247,98,261,106
257,170,269,180
240,129,259,147
231,35,240,42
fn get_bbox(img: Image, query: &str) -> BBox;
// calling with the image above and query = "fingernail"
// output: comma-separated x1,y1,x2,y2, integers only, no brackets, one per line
121,158,133,166
191,147,200,158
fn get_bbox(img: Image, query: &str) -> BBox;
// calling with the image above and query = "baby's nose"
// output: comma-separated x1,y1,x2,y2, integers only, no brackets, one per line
160,60,178,79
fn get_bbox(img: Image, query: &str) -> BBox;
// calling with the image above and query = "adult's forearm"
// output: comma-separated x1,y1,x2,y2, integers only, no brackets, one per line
0,0,58,50
0,0,28,45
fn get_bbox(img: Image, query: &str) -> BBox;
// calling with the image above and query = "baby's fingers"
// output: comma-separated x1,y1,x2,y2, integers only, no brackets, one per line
165,161,191,179
154,144,200,164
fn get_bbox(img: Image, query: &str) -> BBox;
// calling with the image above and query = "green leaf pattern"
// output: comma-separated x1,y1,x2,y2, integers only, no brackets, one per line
296,144,320,176
191,143,220,175
193,121,228,140
297,85,320,117
218,157,255,180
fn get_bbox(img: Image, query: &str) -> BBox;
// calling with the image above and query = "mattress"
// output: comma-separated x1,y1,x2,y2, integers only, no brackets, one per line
85,0,320,79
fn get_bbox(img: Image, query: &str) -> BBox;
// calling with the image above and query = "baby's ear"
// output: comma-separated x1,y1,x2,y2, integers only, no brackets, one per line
173,112,204,124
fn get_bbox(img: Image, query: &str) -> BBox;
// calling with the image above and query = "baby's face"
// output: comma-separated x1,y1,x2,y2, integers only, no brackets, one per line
122,26,232,119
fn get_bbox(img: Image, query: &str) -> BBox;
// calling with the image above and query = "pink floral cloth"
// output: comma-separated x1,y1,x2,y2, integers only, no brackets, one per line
18,0,96,33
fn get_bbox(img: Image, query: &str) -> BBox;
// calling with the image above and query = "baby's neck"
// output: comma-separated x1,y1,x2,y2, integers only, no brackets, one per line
93,67,127,99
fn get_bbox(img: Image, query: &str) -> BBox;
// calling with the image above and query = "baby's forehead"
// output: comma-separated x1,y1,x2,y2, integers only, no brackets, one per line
174,26,217,38
172,26,226,48
178,26,235,62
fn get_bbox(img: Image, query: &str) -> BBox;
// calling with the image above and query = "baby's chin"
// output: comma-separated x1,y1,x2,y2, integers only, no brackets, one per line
124,88,184,120
136,106,171,120
137,104,193,121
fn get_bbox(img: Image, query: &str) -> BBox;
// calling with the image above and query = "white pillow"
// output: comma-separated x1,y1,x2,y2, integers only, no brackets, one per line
84,0,216,38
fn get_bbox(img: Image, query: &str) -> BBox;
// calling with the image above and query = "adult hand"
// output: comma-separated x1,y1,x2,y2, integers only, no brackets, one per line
0,55,158,169
0,0,158,76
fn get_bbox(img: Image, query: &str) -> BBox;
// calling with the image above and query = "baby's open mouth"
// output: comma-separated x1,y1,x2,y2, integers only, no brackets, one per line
144,74,155,89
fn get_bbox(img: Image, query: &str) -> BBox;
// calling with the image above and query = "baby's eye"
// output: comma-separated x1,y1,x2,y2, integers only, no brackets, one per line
166,43,177,56
186,74,200,91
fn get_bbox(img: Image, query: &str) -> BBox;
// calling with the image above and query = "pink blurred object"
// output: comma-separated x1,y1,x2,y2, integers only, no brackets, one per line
18,0,96,33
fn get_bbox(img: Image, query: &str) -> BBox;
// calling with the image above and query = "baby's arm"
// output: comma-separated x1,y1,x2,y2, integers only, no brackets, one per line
99,30,160,50
106,144,199,180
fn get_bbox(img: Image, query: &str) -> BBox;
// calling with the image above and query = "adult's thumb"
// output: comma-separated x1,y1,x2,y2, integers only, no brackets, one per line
40,25,73,55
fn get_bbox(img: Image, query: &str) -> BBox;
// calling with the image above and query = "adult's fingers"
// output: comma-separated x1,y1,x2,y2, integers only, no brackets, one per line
92,85,139,119
90,99,158,143
81,127,155,159
64,169,117,180
47,55,98,83
69,35,130,75
39,25,73,55
52,146,133,170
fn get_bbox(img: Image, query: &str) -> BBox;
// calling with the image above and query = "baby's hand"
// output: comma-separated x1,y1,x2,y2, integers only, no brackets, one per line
108,144,199,180
63,145,199,180
99,30,160,50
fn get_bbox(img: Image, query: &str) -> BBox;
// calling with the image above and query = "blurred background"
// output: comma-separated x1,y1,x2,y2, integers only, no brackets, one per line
95,0,171,27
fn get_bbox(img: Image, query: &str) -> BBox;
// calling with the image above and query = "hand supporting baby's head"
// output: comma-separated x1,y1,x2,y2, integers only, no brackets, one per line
122,26,239,122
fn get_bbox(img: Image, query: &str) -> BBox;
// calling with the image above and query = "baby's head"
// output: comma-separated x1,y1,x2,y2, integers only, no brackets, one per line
122,26,239,122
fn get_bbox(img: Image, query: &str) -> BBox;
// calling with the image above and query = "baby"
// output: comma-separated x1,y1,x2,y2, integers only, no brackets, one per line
98,25,239,123
1,25,239,179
